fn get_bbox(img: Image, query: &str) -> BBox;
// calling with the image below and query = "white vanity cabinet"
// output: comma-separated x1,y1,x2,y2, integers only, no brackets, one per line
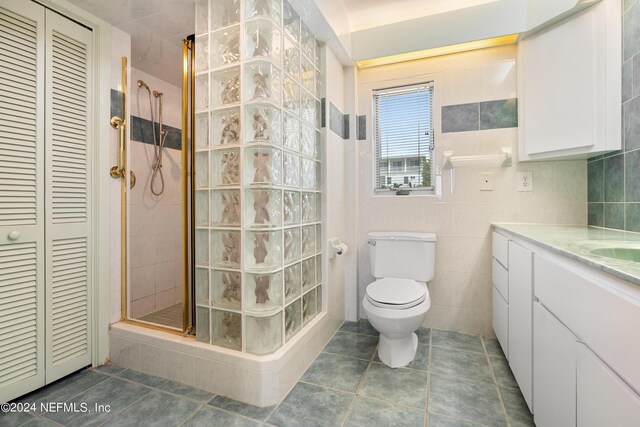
492,226,640,426
533,251,640,427
533,302,576,427
507,241,533,409
491,232,509,358
491,232,534,409
518,0,621,161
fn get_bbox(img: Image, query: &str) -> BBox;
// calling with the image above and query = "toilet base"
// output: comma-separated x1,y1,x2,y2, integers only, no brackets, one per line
378,332,418,368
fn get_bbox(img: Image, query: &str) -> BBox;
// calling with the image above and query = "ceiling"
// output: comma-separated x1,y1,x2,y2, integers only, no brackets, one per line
341,0,499,31
66,0,195,87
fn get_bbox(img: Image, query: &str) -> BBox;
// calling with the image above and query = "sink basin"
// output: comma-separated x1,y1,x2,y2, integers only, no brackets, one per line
587,247,640,262
574,241,640,263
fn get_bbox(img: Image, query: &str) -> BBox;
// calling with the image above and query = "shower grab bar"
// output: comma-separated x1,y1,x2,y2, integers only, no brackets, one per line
110,115,125,178
110,115,136,189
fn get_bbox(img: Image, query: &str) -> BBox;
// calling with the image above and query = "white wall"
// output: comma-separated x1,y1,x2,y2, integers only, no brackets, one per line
355,45,587,336
323,46,350,329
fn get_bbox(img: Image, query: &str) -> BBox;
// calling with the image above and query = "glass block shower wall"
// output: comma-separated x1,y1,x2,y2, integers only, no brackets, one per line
194,0,324,354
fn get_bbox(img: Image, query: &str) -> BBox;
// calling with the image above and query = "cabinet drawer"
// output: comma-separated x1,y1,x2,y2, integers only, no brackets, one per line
492,231,509,267
492,286,508,360
535,255,640,392
492,259,508,302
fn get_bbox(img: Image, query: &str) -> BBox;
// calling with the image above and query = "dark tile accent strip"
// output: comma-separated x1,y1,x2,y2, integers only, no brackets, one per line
343,114,350,139
479,98,518,130
130,115,182,150
329,102,349,139
321,98,327,128
110,89,123,119
441,102,479,133
356,115,366,140
442,98,518,133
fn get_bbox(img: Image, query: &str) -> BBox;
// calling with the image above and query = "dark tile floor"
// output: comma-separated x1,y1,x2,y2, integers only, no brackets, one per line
1,321,534,426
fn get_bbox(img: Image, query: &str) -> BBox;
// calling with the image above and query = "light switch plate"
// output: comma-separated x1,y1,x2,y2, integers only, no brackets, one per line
480,172,494,191
517,171,534,192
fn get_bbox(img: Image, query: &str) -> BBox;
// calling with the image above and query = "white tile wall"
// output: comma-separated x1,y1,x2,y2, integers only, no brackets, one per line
324,47,349,328
127,99,184,317
354,45,588,336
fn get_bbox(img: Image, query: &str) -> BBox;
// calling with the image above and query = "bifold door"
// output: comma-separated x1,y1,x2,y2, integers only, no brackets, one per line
0,0,93,403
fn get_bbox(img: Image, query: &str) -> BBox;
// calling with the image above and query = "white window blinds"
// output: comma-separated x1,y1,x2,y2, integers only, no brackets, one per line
373,82,434,191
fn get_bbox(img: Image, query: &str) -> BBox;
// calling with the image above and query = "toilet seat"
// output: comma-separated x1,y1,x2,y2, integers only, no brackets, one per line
366,278,427,309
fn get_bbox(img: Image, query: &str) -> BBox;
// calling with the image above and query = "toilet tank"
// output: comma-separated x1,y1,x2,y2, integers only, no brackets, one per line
368,231,436,282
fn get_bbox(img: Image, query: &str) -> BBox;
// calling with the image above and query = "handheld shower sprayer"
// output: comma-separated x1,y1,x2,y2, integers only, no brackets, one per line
136,79,167,196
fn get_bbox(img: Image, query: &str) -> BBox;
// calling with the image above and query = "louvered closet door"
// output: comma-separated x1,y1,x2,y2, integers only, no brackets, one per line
0,0,46,403
44,10,93,383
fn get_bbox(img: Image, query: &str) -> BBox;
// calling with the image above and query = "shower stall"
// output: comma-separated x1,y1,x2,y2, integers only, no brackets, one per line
112,38,194,332
114,0,325,357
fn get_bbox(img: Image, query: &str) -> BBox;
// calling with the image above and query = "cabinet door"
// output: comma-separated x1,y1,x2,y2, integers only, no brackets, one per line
44,10,93,383
534,302,576,427
518,0,620,160
508,241,533,410
0,0,46,404
577,343,640,427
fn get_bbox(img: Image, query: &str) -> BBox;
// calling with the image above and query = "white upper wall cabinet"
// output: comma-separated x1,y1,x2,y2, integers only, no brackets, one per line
518,0,621,161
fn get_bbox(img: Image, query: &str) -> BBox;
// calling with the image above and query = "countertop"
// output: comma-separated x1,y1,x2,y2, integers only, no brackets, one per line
492,223,640,286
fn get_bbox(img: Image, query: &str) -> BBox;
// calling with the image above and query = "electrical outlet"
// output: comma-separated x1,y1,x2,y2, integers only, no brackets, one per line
480,172,494,191
517,171,534,192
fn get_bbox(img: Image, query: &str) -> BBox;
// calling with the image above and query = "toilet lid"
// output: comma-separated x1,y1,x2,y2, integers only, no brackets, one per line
366,278,426,309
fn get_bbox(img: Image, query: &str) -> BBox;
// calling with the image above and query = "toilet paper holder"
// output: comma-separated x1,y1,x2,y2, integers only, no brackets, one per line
328,237,349,258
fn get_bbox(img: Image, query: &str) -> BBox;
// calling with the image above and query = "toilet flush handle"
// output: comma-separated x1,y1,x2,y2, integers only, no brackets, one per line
8,230,21,241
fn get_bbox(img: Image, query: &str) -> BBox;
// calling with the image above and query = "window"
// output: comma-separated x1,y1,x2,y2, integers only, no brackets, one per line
373,82,434,192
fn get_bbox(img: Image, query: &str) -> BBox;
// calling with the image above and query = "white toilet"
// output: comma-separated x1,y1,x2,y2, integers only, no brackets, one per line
362,231,436,368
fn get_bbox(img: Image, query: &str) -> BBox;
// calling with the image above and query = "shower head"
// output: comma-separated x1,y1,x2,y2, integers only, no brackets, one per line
137,80,149,90
153,90,163,98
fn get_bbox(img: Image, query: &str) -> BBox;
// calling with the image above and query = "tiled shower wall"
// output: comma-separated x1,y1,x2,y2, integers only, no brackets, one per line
587,0,640,230
128,67,184,319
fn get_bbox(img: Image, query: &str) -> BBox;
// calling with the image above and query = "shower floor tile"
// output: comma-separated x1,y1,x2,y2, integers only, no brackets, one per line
6,322,533,427
137,303,182,329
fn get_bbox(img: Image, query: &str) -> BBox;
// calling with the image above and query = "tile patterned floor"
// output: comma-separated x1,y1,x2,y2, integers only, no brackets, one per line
1,321,534,426
137,303,183,329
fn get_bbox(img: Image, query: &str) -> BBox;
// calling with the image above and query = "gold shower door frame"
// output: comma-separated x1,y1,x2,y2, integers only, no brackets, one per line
116,38,195,334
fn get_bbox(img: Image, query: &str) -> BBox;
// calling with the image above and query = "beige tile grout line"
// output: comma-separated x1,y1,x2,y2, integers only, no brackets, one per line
95,368,217,427
24,369,155,427
482,336,512,427
340,342,379,426
424,331,433,427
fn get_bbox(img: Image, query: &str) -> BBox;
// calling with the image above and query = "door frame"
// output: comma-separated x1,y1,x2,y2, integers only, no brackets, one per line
34,0,112,367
